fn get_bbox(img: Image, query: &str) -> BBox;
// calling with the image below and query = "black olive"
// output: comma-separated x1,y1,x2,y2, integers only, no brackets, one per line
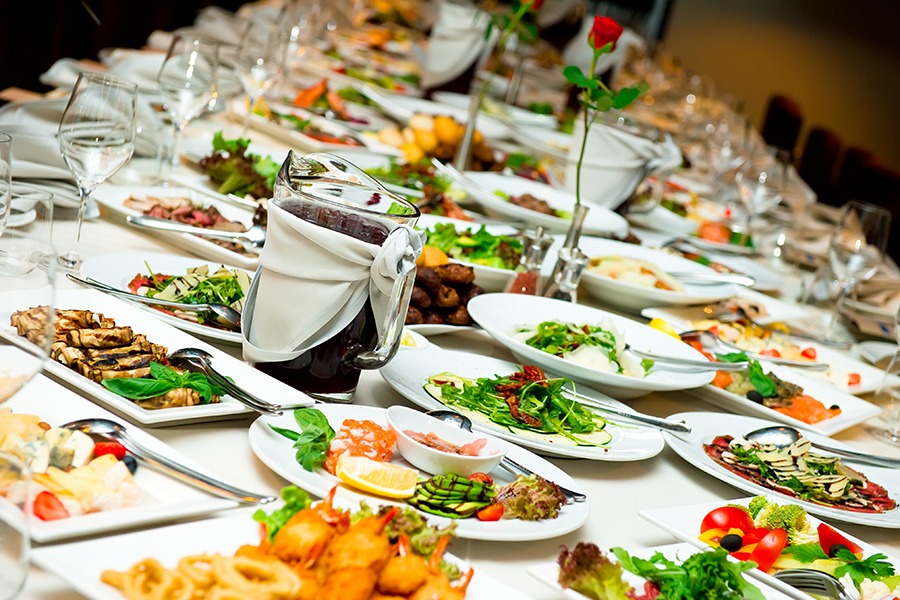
122,455,138,475
720,533,743,552
829,405,840,411
828,543,850,558
746,390,764,404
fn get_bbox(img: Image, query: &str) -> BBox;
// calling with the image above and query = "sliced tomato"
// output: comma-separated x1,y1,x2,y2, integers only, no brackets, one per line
741,527,771,545
847,373,861,386
712,370,733,389
730,551,753,561
801,347,817,360
476,504,503,521
817,523,863,557
759,349,782,358
748,528,788,572
33,491,70,521
467,472,494,486
700,506,754,534
93,441,127,460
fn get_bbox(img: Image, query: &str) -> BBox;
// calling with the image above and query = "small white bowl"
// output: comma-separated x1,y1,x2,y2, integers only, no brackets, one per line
386,405,509,477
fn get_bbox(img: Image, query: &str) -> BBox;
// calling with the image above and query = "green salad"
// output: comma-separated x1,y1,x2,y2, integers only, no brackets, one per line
365,158,450,192
423,223,522,270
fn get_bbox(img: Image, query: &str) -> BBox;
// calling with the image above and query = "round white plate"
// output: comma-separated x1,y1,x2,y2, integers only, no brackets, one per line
379,347,665,460
5,208,37,228
431,91,558,129
406,323,479,336
509,125,572,160
248,404,591,541
663,411,900,528
687,232,757,255
466,294,714,400
576,237,737,311
859,340,897,365
458,171,630,237
80,252,249,345
373,93,511,140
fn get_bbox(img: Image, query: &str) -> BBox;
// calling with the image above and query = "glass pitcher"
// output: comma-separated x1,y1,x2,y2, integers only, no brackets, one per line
248,152,421,402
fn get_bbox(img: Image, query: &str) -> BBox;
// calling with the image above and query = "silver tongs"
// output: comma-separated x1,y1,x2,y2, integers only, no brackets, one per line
125,215,266,254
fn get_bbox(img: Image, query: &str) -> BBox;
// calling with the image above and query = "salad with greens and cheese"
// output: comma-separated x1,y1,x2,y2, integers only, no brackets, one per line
423,223,523,270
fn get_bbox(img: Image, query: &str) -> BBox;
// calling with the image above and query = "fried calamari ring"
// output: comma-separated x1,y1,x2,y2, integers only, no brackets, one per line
210,554,302,599
101,559,195,600
176,554,216,590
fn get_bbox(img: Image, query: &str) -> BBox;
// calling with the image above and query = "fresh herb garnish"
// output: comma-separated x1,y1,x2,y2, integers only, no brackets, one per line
101,362,224,404
716,352,749,363
270,408,336,471
747,360,777,397
833,550,896,588
423,223,523,270
252,485,311,541
781,543,828,563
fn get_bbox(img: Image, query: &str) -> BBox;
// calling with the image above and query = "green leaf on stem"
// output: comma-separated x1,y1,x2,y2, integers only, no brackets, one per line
613,87,642,109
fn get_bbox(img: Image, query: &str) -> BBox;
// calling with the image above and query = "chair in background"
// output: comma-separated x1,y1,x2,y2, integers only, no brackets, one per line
797,126,842,205
856,162,900,265
760,93,803,163
832,146,877,207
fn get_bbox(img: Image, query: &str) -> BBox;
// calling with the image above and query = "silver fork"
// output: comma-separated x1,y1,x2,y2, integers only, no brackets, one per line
707,304,853,349
773,569,854,600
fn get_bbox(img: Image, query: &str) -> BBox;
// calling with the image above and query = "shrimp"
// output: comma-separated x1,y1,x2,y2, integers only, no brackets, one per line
270,487,347,567
408,536,474,600
317,567,378,600
377,534,429,595
320,507,398,574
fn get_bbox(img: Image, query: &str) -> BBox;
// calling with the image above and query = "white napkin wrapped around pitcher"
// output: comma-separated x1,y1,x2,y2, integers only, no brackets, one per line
421,0,497,90
242,202,423,364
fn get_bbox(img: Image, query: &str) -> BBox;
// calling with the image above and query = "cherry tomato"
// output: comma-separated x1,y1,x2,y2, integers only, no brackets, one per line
93,441,128,461
848,373,861,386
33,491,69,521
476,504,503,521
698,222,732,244
748,528,788,572
759,349,782,358
467,473,494,486
817,523,863,557
801,347,817,360
700,506,754,534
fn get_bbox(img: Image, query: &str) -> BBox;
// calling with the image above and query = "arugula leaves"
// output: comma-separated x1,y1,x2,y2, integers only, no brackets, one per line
270,408,335,472
101,362,224,404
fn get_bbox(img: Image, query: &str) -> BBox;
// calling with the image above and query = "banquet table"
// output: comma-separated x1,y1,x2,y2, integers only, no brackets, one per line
6,17,900,596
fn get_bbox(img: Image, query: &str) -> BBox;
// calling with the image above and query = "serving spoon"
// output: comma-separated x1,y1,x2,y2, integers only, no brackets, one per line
61,418,276,503
744,425,900,468
680,329,829,370
125,215,266,254
425,410,587,504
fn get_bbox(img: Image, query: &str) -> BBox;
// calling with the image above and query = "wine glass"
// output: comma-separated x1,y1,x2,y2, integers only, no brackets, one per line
0,452,30,600
156,35,219,185
234,21,281,135
57,72,137,271
0,131,10,237
825,200,891,340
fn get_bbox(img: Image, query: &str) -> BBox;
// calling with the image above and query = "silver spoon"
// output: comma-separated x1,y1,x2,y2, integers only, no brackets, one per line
425,410,587,504
745,425,900,468
125,215,266,253
61,418,276,503
66,274,243,332
679,330,829,370
167,348,283,415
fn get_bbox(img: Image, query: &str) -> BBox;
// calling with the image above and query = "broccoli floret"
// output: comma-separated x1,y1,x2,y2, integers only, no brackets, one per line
754,502,818,545
748,496,769,518
558,543,633,600
726,503,753,517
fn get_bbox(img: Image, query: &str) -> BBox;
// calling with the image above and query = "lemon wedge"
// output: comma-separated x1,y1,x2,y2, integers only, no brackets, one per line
648,317,679,338
335,455,419,499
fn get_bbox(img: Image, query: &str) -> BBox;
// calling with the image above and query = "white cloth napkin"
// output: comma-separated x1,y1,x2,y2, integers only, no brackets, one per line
421,1,496,90
242,202,423,363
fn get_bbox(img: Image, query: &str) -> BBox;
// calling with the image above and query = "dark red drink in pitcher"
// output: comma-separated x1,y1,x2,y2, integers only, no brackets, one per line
250,152,420,402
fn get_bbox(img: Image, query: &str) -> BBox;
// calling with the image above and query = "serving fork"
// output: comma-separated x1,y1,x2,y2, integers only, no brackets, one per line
773,569,854,600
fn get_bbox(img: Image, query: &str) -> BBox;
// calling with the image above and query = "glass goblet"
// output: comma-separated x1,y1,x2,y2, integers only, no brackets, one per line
234,21,282,135
57,72,137,271
0,131,11,237
0,452,30,600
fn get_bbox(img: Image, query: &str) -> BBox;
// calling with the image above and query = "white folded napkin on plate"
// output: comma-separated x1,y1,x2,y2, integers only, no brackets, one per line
421,1,496,90
242,202,423,363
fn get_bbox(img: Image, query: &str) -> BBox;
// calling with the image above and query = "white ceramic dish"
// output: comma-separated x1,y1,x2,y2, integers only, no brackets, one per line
509,124,572,160
386,405,509,476
33,508,532,600
577,236,737,311
367,92,511,140
466,294,714,400
458,171,630,237
5,208,36,228
640,495,900,600
4,375,239,542
248,404,590,541
687,361,881,436
662,411,900,528
529,541,796,600
687,232,757,255
843,296,897,320
640,286,814,328
859,340,897,365
406,323,480,336
432,91,558,129
80,252,250,345
379,346,666,460
92,184,259,270
0,289,313,426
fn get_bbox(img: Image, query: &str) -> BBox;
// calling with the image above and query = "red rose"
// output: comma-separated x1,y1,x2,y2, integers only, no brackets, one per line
524,0,544,9
588,16,624,51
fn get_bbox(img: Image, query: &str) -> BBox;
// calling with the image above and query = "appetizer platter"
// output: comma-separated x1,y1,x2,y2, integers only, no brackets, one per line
640,495,900,600
80,252,251,345
1,376,239,542
467,294,715,399
687,220,757,255
283,76,394,131
248,404,591,541
362,91,511,140
0,289,313,425
379,346,666,461
661,411,900,528
33,495,531,600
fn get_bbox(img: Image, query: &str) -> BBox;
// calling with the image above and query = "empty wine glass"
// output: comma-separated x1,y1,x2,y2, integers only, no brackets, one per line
825,200,891,340
0,131,10,237
57,72,137,271
234,20,282,135
0,452,30,600
156,35,219,184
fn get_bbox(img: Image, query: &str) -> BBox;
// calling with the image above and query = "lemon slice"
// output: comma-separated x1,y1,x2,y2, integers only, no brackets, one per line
335,455,419,499
648,317,680,339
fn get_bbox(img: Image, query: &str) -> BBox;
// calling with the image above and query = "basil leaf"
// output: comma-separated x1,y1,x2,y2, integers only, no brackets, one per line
150,361,179,383
716,352,749,363
747,360,777,397
269,424,301,441
781,543,828,563
102,378,175,400
294,408,335,444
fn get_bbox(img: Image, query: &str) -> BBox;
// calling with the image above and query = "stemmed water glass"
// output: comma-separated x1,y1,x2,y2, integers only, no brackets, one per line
156,35,219,184
57,72,137,271
0,131,11,237
825,200,891,340
733,158,784,248
234,21,281,135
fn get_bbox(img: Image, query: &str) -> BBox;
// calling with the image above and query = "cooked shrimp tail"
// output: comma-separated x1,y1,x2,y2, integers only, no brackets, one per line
455,567,474,592
428,535,450,571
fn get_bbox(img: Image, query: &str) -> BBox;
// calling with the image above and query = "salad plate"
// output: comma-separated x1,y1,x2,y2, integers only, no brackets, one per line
661,411,900,528
91,183,259,270
80,252,250,345
528,542,796,600
466,294,715,400
576,236,738,311
0,288,313,426
33,508,531,600
640,287,814,328
639,496,900,600
4,375,239,542
456,171,630,238
248,404,591,541
379,346,666,461
431,91,558,129
361,92,511,140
